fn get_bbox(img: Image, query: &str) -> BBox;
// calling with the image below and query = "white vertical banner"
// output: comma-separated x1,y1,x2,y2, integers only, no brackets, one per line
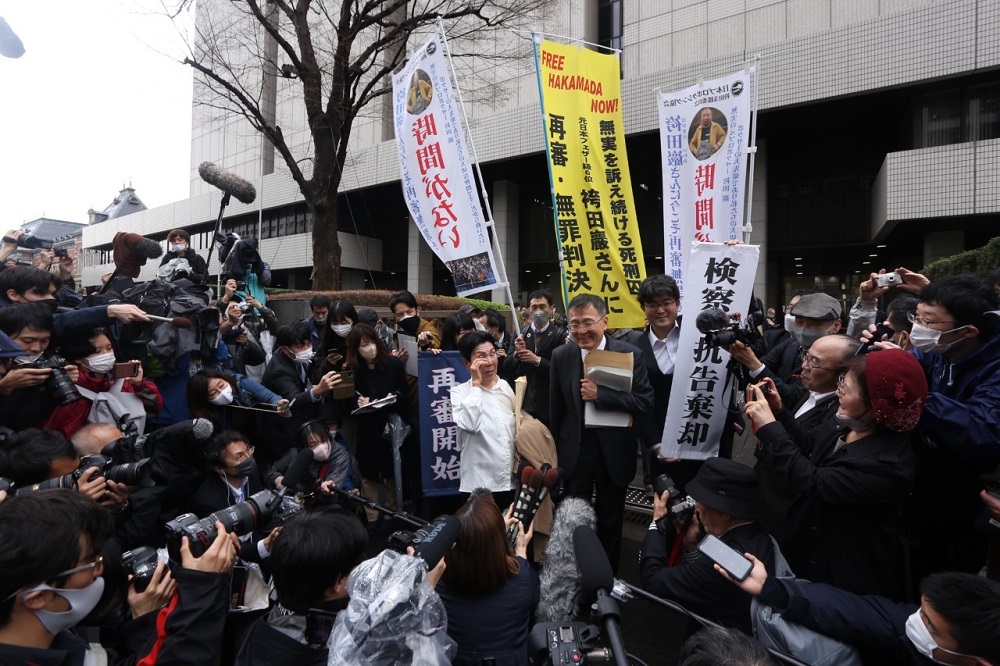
659,242,759,460
658,71,751,302
393,35,500,296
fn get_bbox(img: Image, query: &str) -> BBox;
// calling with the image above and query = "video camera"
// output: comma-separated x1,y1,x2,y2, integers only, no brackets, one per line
18,353,81,405
164,488,302,560
529,623,611,665
652,473,696,523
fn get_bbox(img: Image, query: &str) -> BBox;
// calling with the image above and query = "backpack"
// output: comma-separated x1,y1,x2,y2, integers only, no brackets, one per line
750,539,863,666
76,379,147,435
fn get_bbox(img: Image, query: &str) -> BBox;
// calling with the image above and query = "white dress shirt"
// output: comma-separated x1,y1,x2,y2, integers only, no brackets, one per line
793,390,837,419
451,378,517,493
579,335,608,363
647,323,680,375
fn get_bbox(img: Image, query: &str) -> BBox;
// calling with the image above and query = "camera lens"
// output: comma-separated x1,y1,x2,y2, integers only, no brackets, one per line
652,474,676,497
47,368,82,405
105,458,153,486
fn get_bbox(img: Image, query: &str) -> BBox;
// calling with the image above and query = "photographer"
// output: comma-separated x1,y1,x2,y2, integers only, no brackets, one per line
234,509,368,664
717,553,1000,665
159,229,207,285
640,458,775,634
0,490,236,664
0,303,80,431
219,301,267,377
219,279,279,338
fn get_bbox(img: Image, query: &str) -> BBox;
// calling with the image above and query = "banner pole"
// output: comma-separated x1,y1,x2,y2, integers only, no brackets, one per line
531,32,570,312
437,21,518,315
742,54,762,243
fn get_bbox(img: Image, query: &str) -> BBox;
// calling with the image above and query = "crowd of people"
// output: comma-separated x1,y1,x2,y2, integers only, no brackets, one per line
0,223,998,665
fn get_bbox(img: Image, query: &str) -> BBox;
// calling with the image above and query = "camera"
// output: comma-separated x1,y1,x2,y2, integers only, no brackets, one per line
20,353,81,405
235,281,247,291
875,272,903,288
0,477,14,493
122,546,161,592
856,323,895,355
528,622,609,665
385,514,461,570
16,454,153,495
164,489,288,560
2,234,53,250
54,248,69,259
695,308,757,348
652,473,696,522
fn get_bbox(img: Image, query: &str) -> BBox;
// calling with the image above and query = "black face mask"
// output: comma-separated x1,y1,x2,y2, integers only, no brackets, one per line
37,298,59,313
232,458,256,478
397,315,420,335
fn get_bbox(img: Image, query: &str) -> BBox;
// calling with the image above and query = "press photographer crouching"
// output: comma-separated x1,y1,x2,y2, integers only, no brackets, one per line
0,490,236,663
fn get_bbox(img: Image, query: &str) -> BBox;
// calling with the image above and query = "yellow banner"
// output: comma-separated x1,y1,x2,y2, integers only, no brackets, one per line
536,39,647,329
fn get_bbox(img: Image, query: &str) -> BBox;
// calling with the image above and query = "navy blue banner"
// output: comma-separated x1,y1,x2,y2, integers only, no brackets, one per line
418,350,470,497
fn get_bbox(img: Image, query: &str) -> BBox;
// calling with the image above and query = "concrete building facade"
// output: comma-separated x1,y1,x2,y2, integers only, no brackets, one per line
81,0,1000,311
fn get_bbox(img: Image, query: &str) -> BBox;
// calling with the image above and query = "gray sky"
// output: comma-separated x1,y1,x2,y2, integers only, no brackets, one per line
0,1,193,227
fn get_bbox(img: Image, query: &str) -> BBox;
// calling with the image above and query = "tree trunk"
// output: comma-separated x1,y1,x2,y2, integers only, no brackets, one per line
311,192,342,290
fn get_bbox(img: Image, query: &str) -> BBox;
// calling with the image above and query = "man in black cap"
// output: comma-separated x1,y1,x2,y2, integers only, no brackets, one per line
640,457,776,633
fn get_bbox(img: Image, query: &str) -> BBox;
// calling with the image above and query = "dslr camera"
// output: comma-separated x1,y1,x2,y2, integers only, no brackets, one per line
17,454,153,494
19,354,81,405
2,234,53,250
652,473,696,523
164,488,300,560
875,272,903,288
121,546,161,592
695,308,757,349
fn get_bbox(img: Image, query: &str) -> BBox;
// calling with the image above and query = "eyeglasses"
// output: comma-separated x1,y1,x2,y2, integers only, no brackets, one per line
643,299,677,312
835,375,864,400
568,319,604,332
231,447,255,463
908,312,955,328
2,555,105,602
803,354,837,371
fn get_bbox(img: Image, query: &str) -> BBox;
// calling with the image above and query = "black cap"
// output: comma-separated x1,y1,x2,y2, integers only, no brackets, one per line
686,458,758,519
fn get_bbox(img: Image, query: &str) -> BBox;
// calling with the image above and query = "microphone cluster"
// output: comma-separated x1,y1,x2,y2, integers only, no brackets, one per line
507,463,559,550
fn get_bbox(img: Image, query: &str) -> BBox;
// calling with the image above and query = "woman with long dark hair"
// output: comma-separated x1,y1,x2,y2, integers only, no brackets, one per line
317,300,359,371
187,369,288,452
345,323,407,518
438,493,538,665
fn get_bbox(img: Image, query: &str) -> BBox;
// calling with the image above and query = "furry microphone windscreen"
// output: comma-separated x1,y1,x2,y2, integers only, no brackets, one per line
535,497,597,623
198,162,257,204
112,232,163,278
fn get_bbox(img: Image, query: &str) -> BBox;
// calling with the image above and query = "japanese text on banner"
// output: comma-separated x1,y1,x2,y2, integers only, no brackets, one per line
658,71,751,304
535,39,647,328
658,242,759,460
393,35,500,296
418,351,470,497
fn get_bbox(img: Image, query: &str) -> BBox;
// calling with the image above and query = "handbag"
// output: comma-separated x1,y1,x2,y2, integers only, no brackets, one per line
76,379,147,434
750,539,863,666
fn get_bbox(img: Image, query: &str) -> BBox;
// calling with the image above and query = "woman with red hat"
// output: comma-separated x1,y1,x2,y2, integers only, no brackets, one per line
745,347,928,601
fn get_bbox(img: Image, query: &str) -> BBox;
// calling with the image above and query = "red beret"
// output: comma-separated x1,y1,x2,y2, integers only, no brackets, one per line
864,348,928,432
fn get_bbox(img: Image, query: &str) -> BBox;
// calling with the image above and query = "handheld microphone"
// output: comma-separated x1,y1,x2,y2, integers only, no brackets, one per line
573,526,629,666
146,315,192,329
507,466,542,548
198,162,257,204
695,307,730,334
268,448,314,511
536,497,596,622
409,514,461,570
522,466,559,532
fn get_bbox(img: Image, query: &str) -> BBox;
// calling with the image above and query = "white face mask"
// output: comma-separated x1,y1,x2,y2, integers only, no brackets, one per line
359,344,378,361
15,351,43,365
86,352,116,374
834,410,874,433
28,577,105,636
291,348,314,365
908,322,965,356
330,323,353,338
311,441,332,462
783,313,796,334
171,242,187,252
209,383,234,406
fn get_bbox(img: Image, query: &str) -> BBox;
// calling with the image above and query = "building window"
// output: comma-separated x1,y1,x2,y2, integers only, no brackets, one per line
597,0,623,77
916,84,1000,148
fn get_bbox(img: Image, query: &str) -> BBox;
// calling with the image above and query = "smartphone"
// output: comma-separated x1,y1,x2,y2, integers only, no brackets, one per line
114,361,141,379
697,534,753,582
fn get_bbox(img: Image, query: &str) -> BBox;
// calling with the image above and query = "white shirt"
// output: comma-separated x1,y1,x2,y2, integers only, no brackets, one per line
647,323,680,375
451,378,517,493
793,390,837,419
579,335,608,363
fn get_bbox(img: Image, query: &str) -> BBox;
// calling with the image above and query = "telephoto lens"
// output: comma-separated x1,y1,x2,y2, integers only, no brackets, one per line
104,458,154,487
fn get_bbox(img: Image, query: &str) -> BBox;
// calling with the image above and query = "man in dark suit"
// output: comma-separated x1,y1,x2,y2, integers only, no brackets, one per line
550,293,654,570
753,334,859,541
504,289,567,428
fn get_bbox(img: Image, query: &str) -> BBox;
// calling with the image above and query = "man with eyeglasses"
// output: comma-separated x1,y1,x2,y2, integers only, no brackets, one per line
754,334,861,542
550,294,654,571
0,490,237,663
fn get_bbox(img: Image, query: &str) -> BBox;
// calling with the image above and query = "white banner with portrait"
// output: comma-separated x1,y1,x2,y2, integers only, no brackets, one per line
658,71,751,302
659,242,759,460
393,34,500,296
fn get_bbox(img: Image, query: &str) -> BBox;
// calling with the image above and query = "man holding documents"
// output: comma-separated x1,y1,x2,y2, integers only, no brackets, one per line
550,294,654,570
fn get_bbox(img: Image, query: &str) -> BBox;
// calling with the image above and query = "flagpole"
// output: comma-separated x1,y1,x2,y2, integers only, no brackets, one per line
437,21,518,316
742,54,761,243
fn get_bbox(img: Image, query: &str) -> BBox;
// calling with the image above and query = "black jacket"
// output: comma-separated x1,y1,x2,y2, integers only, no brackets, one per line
159,249,208,284
549,336,654,487
640,522,776,634
757,421,915,599
234,599,349,666
502,323,566,427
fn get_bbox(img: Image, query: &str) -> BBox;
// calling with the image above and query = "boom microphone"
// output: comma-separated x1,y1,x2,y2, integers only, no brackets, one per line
267,447,314,511
536,497,597,622
111,232,164,278
198,162,257,204
695,307,730,334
